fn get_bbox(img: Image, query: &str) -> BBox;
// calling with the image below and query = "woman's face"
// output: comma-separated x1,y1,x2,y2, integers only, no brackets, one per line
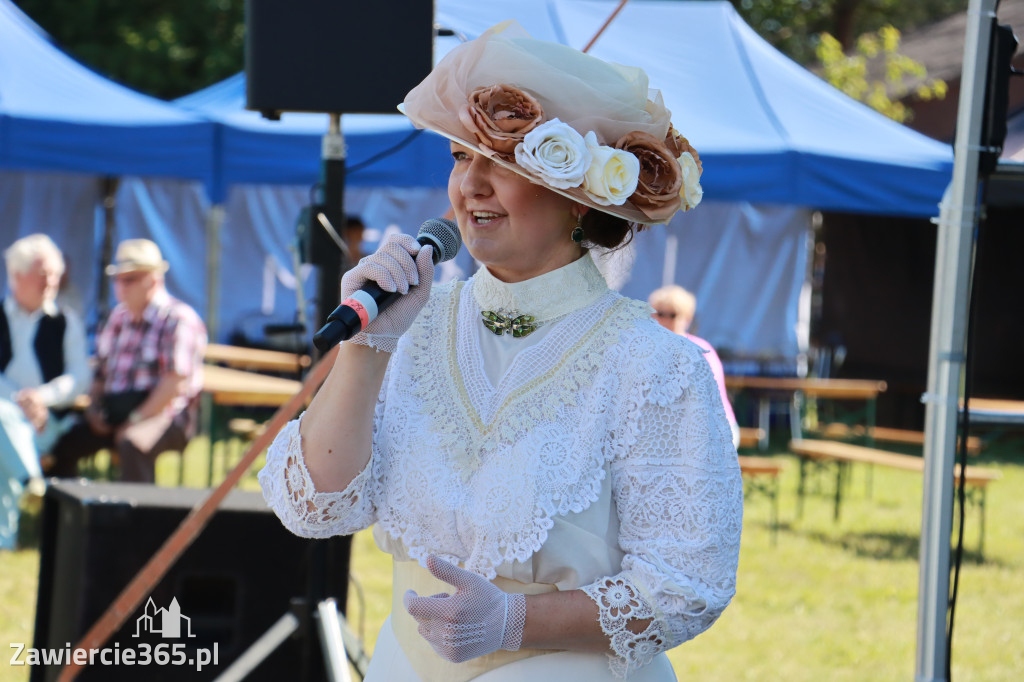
650,301,691,335
448,143,583,283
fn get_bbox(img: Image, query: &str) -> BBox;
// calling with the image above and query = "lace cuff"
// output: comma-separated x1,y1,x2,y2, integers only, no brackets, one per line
258,418,377,538
581,574,669,678
346,333,399,354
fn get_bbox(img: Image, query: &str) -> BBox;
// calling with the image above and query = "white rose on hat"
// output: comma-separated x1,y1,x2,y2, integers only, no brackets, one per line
582,132,640,206
514,119,592,190
679,152,704,211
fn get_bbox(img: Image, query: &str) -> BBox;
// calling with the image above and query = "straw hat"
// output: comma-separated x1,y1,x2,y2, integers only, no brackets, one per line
400,21,703,225
105,239,169,276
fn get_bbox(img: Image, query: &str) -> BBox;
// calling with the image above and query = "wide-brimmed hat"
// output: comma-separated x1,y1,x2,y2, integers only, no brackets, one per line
400,21,703,225
105,239,169,276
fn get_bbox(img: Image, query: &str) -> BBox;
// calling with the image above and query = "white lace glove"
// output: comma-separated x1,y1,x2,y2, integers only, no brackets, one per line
342,233,434,353
403,555,527,663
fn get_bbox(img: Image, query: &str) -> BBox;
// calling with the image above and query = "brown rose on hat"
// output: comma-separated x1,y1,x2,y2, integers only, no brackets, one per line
400,20,702,225
105,239,170,276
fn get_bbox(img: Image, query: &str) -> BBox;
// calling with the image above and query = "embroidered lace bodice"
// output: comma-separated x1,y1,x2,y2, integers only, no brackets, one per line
260,254,743,677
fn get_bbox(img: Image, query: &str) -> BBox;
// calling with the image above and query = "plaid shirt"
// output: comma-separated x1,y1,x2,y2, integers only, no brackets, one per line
96,289,207,416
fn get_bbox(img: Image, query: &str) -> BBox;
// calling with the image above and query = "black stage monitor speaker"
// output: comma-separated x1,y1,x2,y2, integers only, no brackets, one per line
245,0,435,117
30,481,351,681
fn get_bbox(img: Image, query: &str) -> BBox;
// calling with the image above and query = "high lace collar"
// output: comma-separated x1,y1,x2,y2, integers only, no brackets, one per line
471,253,609,327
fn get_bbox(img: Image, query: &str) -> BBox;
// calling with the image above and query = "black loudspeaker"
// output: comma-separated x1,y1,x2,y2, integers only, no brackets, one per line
245,0,435,117
30,481,351,681
979,22,1020,176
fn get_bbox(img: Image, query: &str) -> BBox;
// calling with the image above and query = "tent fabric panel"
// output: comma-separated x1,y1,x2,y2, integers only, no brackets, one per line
694,151,799,206
554,0,791,155
112,178,211,324
618,201,811,361
2,118,215,183
0,0,216,181
215,125,453,192
0,170,101,326
0,0,202,125
795,154,950,217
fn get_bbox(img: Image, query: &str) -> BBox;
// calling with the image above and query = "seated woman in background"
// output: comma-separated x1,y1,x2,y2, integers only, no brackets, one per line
649,285,740,448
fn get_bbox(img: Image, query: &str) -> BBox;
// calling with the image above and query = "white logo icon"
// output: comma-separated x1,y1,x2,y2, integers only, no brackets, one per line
132,597,196,639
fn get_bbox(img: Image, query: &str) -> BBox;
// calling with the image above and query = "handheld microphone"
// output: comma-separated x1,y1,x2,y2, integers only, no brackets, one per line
312,218,462,351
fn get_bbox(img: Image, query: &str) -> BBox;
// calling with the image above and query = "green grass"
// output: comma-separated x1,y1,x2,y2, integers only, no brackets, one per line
3,434,1023,681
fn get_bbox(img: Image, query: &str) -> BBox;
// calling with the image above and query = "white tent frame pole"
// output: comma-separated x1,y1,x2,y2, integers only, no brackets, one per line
915,1,995,680
205,203,226,342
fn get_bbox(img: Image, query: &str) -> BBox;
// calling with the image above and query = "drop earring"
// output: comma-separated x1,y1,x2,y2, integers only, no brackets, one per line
570,213,585,244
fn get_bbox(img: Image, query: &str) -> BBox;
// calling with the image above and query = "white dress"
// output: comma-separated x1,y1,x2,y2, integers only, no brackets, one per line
260,254,743,680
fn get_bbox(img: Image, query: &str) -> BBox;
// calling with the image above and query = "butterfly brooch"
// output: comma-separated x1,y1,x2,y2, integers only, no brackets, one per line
480,310,538,338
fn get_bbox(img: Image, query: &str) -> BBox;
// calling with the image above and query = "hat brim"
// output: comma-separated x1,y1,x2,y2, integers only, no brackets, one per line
399,104,659,226
105,262,169,276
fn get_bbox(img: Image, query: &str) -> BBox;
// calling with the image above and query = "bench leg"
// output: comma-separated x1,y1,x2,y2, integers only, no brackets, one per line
790,392,803,442
771,474,779,547
833,462,845,522
797,456,807,520
758,397,770,452
979,487,987,561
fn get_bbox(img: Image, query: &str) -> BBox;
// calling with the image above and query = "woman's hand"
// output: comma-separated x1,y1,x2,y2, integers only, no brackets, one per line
403,555,527,663
343,233,435,353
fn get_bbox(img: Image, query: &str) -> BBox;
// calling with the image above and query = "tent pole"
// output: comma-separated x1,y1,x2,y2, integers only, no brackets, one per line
97,176,119,322
205,203,225,341
915,1,995,680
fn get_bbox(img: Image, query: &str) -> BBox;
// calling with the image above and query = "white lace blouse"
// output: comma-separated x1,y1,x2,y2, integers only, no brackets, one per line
259,254,743,677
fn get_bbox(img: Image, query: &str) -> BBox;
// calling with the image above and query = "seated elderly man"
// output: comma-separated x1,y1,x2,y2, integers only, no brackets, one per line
52,239,207,483
0,234,90,550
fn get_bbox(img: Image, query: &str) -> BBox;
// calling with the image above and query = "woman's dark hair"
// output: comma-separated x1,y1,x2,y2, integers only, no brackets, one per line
581,210,637,250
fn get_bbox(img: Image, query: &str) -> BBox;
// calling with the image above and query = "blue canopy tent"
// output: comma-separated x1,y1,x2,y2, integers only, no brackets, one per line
438,0,953,216
165,0,952,357
174,73,453,203
0,0,216,322
174,0,952,217
0,0,214,183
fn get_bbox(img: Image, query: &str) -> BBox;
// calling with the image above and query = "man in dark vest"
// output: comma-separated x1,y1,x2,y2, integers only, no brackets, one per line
0,234,89,550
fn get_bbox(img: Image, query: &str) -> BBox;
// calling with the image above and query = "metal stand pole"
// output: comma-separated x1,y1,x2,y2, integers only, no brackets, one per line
915,1,994,679
314,114,347,335
213,597,366,682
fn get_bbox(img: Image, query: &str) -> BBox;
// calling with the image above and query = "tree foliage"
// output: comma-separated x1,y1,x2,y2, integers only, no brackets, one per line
12,0,968,100
729,0,967,65
13,0,245,100
816,25,947,122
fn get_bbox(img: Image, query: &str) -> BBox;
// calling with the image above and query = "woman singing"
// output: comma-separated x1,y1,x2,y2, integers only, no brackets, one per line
260,21,742,681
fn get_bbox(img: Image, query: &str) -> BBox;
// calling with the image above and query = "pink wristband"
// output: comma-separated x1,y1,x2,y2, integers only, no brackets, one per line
341,297,370,330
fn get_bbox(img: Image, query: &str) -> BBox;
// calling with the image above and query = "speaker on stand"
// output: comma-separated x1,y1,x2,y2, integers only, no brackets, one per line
31,480,351,681
239,2,434,678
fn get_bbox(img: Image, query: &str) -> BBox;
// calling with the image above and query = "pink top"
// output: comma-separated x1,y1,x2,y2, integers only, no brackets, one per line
685,333,737,426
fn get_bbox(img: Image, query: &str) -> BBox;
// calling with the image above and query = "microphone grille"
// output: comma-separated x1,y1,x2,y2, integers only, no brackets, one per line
417,218,462,263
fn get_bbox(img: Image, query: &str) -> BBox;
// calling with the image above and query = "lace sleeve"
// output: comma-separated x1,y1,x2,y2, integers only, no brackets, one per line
581,345,743,677
258,416,378,538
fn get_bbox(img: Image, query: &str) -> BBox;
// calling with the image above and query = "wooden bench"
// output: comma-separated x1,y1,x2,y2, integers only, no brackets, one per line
204,343,311,375
737,455,783,545
789,439,1001,556
726,376,887,450
813,423,982,456
738,427,766,450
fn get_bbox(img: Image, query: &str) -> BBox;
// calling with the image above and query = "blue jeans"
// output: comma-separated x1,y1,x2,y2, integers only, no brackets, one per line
0,398,66,549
